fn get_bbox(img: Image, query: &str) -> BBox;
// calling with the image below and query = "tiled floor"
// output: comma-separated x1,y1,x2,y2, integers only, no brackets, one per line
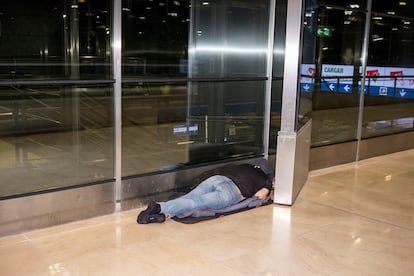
1,149,413,275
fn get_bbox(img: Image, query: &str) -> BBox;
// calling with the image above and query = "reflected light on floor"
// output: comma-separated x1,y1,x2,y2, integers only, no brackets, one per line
48,263,64,274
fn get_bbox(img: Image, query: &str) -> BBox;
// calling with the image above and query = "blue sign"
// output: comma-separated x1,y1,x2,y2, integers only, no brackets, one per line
321,82,353,93
359,85,414,99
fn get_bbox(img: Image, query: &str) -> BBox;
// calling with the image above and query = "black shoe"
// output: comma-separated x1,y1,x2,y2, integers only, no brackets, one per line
137,210,149,224
148,214,166,223
137,213,165,224
137,200,161,224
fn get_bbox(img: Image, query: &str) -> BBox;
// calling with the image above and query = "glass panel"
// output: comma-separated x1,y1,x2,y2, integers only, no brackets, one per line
318,0,366,10
310,4,366,146
190,0,269,78
0,0,112,80
269,0,287,153
0,0,114,198
0,83,114,198
121,80,266,176
362,1,414,138
269,79,283,154
372,0,413,18
297,0,318,131
122,82,188,176
122,0,271,176
122,0,190,77
188,81,266,163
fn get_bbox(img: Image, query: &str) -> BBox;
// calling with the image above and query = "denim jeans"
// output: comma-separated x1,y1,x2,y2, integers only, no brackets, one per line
159,175,244,218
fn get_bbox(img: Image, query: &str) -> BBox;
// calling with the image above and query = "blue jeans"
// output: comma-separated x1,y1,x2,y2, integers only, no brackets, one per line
159,175,244,218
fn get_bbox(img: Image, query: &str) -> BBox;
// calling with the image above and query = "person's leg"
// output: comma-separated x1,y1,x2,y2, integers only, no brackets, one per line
159,175,243,218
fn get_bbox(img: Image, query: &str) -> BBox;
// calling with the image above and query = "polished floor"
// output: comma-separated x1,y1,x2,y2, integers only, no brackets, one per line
1,149,413,275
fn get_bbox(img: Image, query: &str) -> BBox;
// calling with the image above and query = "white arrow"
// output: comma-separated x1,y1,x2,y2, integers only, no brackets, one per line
329,83,335,91
400,89,406,97
344,85,350,92
303,84,310,91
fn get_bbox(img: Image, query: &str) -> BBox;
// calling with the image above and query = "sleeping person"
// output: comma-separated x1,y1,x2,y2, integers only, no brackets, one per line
137,158,274,224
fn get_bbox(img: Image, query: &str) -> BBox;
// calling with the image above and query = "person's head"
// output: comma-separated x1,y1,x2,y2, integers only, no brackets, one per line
253,158,275,180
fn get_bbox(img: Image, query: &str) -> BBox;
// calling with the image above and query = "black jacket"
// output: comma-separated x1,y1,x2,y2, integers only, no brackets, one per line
193,163,273,198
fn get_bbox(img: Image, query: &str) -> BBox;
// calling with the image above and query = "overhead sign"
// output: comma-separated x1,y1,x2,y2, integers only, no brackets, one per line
321,64,354,93
361,66,414,99
300,64,414,99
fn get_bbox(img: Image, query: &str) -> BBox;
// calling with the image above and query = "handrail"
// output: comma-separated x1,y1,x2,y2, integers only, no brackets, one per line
0,79,115,86
122,76,269,83
0,77,275,86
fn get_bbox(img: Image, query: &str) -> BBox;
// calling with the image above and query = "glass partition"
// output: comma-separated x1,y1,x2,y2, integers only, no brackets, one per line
297,0,318,131
362,0,414,139
269,0,287,154
190,0,269,78
122,0,190,77
187,0,271,163
121,0,272,177
0,83,114,198
306,0,414,153
187,80,267,164
309,2,366,146
0,0,112,80
121,81,188,176
0,0,114,199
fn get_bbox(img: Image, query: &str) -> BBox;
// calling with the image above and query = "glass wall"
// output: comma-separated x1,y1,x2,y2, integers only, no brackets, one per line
307,1,366,147
0,0,278,198
122,0,189,77
121,0,273,177
305,0,414,148
269,0,287,154
3,0,411,200
187,0,270,163
0,0,114,198
362,0,414,138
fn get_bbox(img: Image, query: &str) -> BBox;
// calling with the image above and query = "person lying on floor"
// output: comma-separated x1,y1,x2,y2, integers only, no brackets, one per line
137,158,274,224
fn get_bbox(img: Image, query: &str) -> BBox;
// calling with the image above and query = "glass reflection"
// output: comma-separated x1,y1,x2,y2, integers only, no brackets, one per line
0,84,114,198
122,82,188,176
121,80,268,175
190,0,269,78
122,0,190,77
362,1,414,138
308,3,366,146
188,81,266,163
0,0,112,80
0,0,114,198
122,0,273,177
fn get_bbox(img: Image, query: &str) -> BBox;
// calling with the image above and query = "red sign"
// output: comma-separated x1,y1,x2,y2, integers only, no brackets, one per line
390,71,403,79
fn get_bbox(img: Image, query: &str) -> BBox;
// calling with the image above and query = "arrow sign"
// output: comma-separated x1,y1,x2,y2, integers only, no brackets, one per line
329,83,335,91
303,84,310,91
344,85,350,92
400,89,406,97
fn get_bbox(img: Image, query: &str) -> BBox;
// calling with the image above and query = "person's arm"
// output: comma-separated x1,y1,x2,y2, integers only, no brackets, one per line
254,177,275,200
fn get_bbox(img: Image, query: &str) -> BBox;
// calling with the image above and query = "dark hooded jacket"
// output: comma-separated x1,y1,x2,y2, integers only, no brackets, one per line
192,159,274,198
